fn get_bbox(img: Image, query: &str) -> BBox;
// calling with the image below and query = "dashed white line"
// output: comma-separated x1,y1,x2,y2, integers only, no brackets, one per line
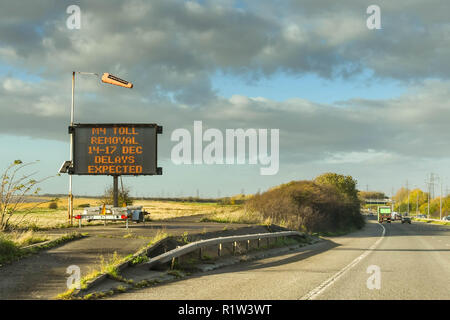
300,223,386,300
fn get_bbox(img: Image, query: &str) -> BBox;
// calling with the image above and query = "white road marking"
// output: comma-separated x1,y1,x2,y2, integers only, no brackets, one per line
300,223,386,300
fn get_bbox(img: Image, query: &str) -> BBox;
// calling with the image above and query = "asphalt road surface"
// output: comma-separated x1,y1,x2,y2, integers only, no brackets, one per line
109,218,450,300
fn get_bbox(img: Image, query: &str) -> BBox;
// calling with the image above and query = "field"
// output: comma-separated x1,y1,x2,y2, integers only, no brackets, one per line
5,197,245,230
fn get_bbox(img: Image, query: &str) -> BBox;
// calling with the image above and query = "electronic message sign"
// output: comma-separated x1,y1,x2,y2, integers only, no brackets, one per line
70,123,162,175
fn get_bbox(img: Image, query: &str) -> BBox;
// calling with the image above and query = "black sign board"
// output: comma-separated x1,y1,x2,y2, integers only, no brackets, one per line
70,123,162,175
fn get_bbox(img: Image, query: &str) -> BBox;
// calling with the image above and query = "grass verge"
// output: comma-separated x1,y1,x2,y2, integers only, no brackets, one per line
56,229,170,300
413,218,450,226
199,208,268,225
0,232,86,266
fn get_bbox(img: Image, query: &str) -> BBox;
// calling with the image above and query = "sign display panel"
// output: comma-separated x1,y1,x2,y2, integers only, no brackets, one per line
379,207,391,214
71,124,161,175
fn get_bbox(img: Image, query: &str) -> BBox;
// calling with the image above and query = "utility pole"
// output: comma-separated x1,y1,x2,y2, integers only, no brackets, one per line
440,179,443,220
427,179,430,219
406,180,409,216
416,191,419,215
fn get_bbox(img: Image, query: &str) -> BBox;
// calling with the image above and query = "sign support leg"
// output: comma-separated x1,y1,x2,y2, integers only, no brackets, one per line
113,175,119,207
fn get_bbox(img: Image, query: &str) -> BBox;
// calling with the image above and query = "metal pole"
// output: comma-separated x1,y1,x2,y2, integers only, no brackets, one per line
406,180,409,216
428,179,431,219
416,191,419,215
113,175,119,207
68,71,75,225
440,179,443,220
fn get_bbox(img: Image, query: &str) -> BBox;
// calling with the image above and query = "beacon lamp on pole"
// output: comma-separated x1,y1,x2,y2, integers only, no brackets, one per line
61,72,133,224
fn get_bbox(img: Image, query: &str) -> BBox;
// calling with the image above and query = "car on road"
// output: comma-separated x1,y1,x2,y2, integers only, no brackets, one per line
401,216,411,224
442,216,450,221
416,214,427,219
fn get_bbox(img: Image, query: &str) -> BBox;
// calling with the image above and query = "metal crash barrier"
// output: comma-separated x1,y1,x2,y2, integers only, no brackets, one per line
74,205,148,229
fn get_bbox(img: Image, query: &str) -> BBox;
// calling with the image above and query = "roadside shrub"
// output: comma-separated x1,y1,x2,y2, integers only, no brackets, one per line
0,233,21,263
77,203,90,208
48,202,58,209
245,177,365,234
102,184,133,207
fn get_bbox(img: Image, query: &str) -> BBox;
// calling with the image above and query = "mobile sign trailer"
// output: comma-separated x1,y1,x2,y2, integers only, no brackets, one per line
74,205,148,229
68,123,162,226
377,206,392,223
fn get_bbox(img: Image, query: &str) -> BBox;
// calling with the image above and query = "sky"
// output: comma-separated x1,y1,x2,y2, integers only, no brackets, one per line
0,0,450,198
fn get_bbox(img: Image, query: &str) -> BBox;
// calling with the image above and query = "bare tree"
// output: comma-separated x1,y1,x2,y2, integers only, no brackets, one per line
0,160,54,231
101,184,133,207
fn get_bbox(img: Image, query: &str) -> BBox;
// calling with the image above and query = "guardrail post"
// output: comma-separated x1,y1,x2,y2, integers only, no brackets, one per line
199,247,202,260
171,246,180,269
232,241,236,255
218,243,222,257
257,238,260,248
246,239,250,251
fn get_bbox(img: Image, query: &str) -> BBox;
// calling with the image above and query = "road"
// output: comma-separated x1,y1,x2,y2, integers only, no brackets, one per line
109,218,450,300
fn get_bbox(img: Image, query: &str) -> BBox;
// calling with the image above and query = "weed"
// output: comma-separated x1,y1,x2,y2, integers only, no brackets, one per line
130,254,149,266
167,269,183,279
114,285,127,293
201,254,212,261
147,229,169,246
181,231,189,244
55,288,76,300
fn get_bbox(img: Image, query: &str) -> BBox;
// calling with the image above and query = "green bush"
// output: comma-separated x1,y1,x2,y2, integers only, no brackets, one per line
77,203,90,208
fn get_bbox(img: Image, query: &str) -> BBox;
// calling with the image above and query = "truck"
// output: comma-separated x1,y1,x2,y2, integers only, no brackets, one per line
377,206,392,223
391,211,402,221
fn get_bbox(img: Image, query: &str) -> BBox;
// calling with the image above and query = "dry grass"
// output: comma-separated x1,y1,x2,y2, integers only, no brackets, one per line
0,230,50,247
18,197,105,210
0,230,49,247
147,229,169,246
134,200,241,221
8,198,244,230
9,230,49,246
200,207,269,225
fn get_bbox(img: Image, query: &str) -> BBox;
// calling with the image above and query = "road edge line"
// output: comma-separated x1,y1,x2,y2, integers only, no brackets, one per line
299,222,386,300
